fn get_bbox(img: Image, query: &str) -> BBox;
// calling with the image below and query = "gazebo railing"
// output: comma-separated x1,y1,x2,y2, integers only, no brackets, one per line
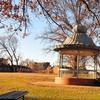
59,68,99,79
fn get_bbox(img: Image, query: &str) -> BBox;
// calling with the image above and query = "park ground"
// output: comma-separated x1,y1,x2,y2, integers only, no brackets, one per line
0,73,100,100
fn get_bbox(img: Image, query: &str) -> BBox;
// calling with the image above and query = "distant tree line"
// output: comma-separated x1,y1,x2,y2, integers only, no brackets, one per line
0,58,52,73
0,64,32,72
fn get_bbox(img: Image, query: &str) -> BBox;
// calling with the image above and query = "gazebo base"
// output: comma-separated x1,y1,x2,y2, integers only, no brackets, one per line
55,77,100,86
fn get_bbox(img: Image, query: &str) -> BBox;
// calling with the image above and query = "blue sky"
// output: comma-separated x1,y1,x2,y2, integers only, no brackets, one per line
19,17,58,66
0,0,58,66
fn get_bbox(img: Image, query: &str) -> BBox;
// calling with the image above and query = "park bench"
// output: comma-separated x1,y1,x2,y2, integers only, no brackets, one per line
0,91,28,100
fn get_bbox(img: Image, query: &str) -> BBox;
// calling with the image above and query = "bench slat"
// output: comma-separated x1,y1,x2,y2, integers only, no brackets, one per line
0,91,28,100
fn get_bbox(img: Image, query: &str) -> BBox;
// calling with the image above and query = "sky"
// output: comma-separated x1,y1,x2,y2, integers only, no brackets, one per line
0,0,58,66
18,17,58,66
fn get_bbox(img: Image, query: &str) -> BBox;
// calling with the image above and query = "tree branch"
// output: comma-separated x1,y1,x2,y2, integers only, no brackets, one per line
37,0,70,37
82,0,100,25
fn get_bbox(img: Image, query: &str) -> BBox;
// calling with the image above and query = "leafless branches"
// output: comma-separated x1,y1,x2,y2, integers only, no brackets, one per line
0,35,20,65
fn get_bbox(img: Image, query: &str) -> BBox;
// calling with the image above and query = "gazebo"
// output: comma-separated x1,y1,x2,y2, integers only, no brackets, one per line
54,24,100,85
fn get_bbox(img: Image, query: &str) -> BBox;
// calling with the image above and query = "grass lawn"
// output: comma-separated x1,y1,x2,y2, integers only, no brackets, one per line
0,73,100,100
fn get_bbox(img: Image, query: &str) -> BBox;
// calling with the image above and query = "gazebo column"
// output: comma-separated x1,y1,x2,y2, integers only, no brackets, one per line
73,56,77,77
96,57,98,79
73,55,79,78
59,52,63,77
94,55,98,79
77,55,79,78
93,55,97,79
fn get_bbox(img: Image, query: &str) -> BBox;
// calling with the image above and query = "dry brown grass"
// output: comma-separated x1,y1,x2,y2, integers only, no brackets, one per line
0,73,100,100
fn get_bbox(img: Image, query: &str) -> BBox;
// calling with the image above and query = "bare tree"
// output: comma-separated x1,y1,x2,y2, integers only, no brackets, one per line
20,58,34,67
0,35,20,65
